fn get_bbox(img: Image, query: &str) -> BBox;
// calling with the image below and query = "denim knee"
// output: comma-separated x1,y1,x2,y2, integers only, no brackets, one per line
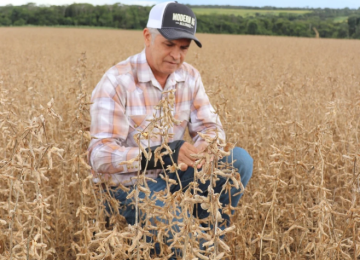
231,147,253,188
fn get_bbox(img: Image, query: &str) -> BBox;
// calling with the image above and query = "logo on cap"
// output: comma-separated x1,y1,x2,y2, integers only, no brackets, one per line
172,13,196,29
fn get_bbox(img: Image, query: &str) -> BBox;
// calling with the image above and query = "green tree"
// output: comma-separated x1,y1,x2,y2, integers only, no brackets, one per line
246,19,261,34
334,23,349,38
13,18,25,26
348,15,360,38
0,16,11,26
98,12,113,27
272,18,291,35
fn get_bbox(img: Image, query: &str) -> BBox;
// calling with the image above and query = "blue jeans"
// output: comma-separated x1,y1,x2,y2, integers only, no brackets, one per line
107,147,253,258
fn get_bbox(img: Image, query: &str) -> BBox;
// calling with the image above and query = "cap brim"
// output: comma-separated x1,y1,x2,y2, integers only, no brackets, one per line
158,28,202,48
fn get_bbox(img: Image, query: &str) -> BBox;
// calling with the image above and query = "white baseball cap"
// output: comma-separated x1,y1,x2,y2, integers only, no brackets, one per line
146,1,202,48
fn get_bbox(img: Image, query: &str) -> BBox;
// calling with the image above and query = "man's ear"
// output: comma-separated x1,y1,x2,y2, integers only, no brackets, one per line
143,28,151,47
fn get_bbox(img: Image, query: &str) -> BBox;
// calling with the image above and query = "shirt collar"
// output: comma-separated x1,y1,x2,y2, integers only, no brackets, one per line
137,49,186,85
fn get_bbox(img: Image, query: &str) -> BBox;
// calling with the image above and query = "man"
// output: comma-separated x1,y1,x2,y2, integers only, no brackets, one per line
88,1,253,257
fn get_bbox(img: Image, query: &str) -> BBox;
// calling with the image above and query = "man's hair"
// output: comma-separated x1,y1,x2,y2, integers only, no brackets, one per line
147,27,160,45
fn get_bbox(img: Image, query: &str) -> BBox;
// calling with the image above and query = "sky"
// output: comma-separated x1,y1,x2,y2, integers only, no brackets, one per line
0,0,359,9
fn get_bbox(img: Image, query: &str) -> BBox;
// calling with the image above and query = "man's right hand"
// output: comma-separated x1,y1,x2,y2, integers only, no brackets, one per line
177,142,201,171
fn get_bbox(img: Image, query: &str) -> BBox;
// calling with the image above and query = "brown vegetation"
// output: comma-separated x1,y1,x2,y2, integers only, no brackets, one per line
0,27,359,259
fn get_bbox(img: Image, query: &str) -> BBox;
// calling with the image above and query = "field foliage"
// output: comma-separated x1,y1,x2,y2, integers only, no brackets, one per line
0,28,360,259
2,4,360,39
192,8,311,16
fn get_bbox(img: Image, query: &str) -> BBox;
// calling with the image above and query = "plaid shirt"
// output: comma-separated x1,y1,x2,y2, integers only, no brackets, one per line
88,49,225,186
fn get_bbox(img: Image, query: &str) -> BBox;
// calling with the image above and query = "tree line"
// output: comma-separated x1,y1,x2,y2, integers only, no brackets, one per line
0,3,360,39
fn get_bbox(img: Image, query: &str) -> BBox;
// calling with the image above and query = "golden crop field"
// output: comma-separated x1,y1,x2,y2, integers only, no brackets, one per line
0,27,360,259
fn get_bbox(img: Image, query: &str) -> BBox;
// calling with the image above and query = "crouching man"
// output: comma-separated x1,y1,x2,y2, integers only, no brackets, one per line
88,2,253,258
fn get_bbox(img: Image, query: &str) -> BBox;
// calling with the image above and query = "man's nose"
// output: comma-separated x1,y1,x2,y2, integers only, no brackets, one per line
170,48,181,60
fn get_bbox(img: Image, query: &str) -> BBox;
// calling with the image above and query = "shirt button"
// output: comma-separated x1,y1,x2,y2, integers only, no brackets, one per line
133,124,138,128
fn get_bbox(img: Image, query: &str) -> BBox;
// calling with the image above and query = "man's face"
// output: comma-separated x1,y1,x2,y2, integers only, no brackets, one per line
144,29,191,78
